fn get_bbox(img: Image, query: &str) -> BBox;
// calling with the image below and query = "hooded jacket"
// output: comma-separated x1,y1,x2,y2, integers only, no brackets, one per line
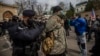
45,15,66,54
71,17,87,35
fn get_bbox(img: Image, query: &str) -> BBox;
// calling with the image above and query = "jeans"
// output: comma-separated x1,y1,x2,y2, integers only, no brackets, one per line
76,32,87,56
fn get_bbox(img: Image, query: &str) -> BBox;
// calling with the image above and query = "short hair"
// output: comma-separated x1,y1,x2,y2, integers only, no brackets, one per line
23,10,35,17
75,13,81,18
51,6,62,13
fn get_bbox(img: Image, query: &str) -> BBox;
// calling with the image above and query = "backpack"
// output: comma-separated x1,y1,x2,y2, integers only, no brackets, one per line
8,21,45,46
42,31,54,54
42,16,55,54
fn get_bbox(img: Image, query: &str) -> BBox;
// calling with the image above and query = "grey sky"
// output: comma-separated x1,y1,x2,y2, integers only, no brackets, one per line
0,0,79,6
0,0,88,10
0,0,88,6
37,0,81,6
36,0,76,10
0,0,15,5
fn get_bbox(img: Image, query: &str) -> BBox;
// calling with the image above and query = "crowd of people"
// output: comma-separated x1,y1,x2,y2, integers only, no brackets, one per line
70,14,100,56
0,6,100,56
87,15,100,56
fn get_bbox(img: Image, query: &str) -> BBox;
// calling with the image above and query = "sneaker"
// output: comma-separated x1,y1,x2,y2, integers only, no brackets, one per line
82,50,87,56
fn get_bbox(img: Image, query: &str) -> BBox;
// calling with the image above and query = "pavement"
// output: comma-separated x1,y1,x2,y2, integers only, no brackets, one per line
0,29,95,56
0,35,12,56
67,31,94,56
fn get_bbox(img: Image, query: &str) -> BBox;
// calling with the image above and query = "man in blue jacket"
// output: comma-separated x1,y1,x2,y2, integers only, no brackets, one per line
71,14,87,56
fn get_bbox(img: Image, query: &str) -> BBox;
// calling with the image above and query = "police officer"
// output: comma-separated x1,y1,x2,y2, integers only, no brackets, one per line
8,10,44,56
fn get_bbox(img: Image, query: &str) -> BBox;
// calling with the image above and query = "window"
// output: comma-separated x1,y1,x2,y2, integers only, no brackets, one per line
3,11,13,20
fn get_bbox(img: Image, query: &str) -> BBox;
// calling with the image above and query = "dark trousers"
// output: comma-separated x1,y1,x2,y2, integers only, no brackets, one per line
91,33,100,56
65,28,70,36
12,46,38,56
87,29,94,42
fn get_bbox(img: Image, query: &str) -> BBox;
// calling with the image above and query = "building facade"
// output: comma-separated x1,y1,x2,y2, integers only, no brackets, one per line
75,1,87,13
0,2,18,21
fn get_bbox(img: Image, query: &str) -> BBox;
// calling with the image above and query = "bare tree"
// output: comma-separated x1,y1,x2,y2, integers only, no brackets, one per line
44,3,48,11
31,0,37,10
59,2,65,9
36,4,43,15
58,2,69,11
15,1,24,16
15,0,49,15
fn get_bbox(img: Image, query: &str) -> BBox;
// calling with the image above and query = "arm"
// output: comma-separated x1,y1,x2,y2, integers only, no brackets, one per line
70,19,76,26
46,16,58,32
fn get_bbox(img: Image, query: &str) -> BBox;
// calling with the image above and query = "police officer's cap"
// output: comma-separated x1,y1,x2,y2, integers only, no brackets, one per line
23,10,35,17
